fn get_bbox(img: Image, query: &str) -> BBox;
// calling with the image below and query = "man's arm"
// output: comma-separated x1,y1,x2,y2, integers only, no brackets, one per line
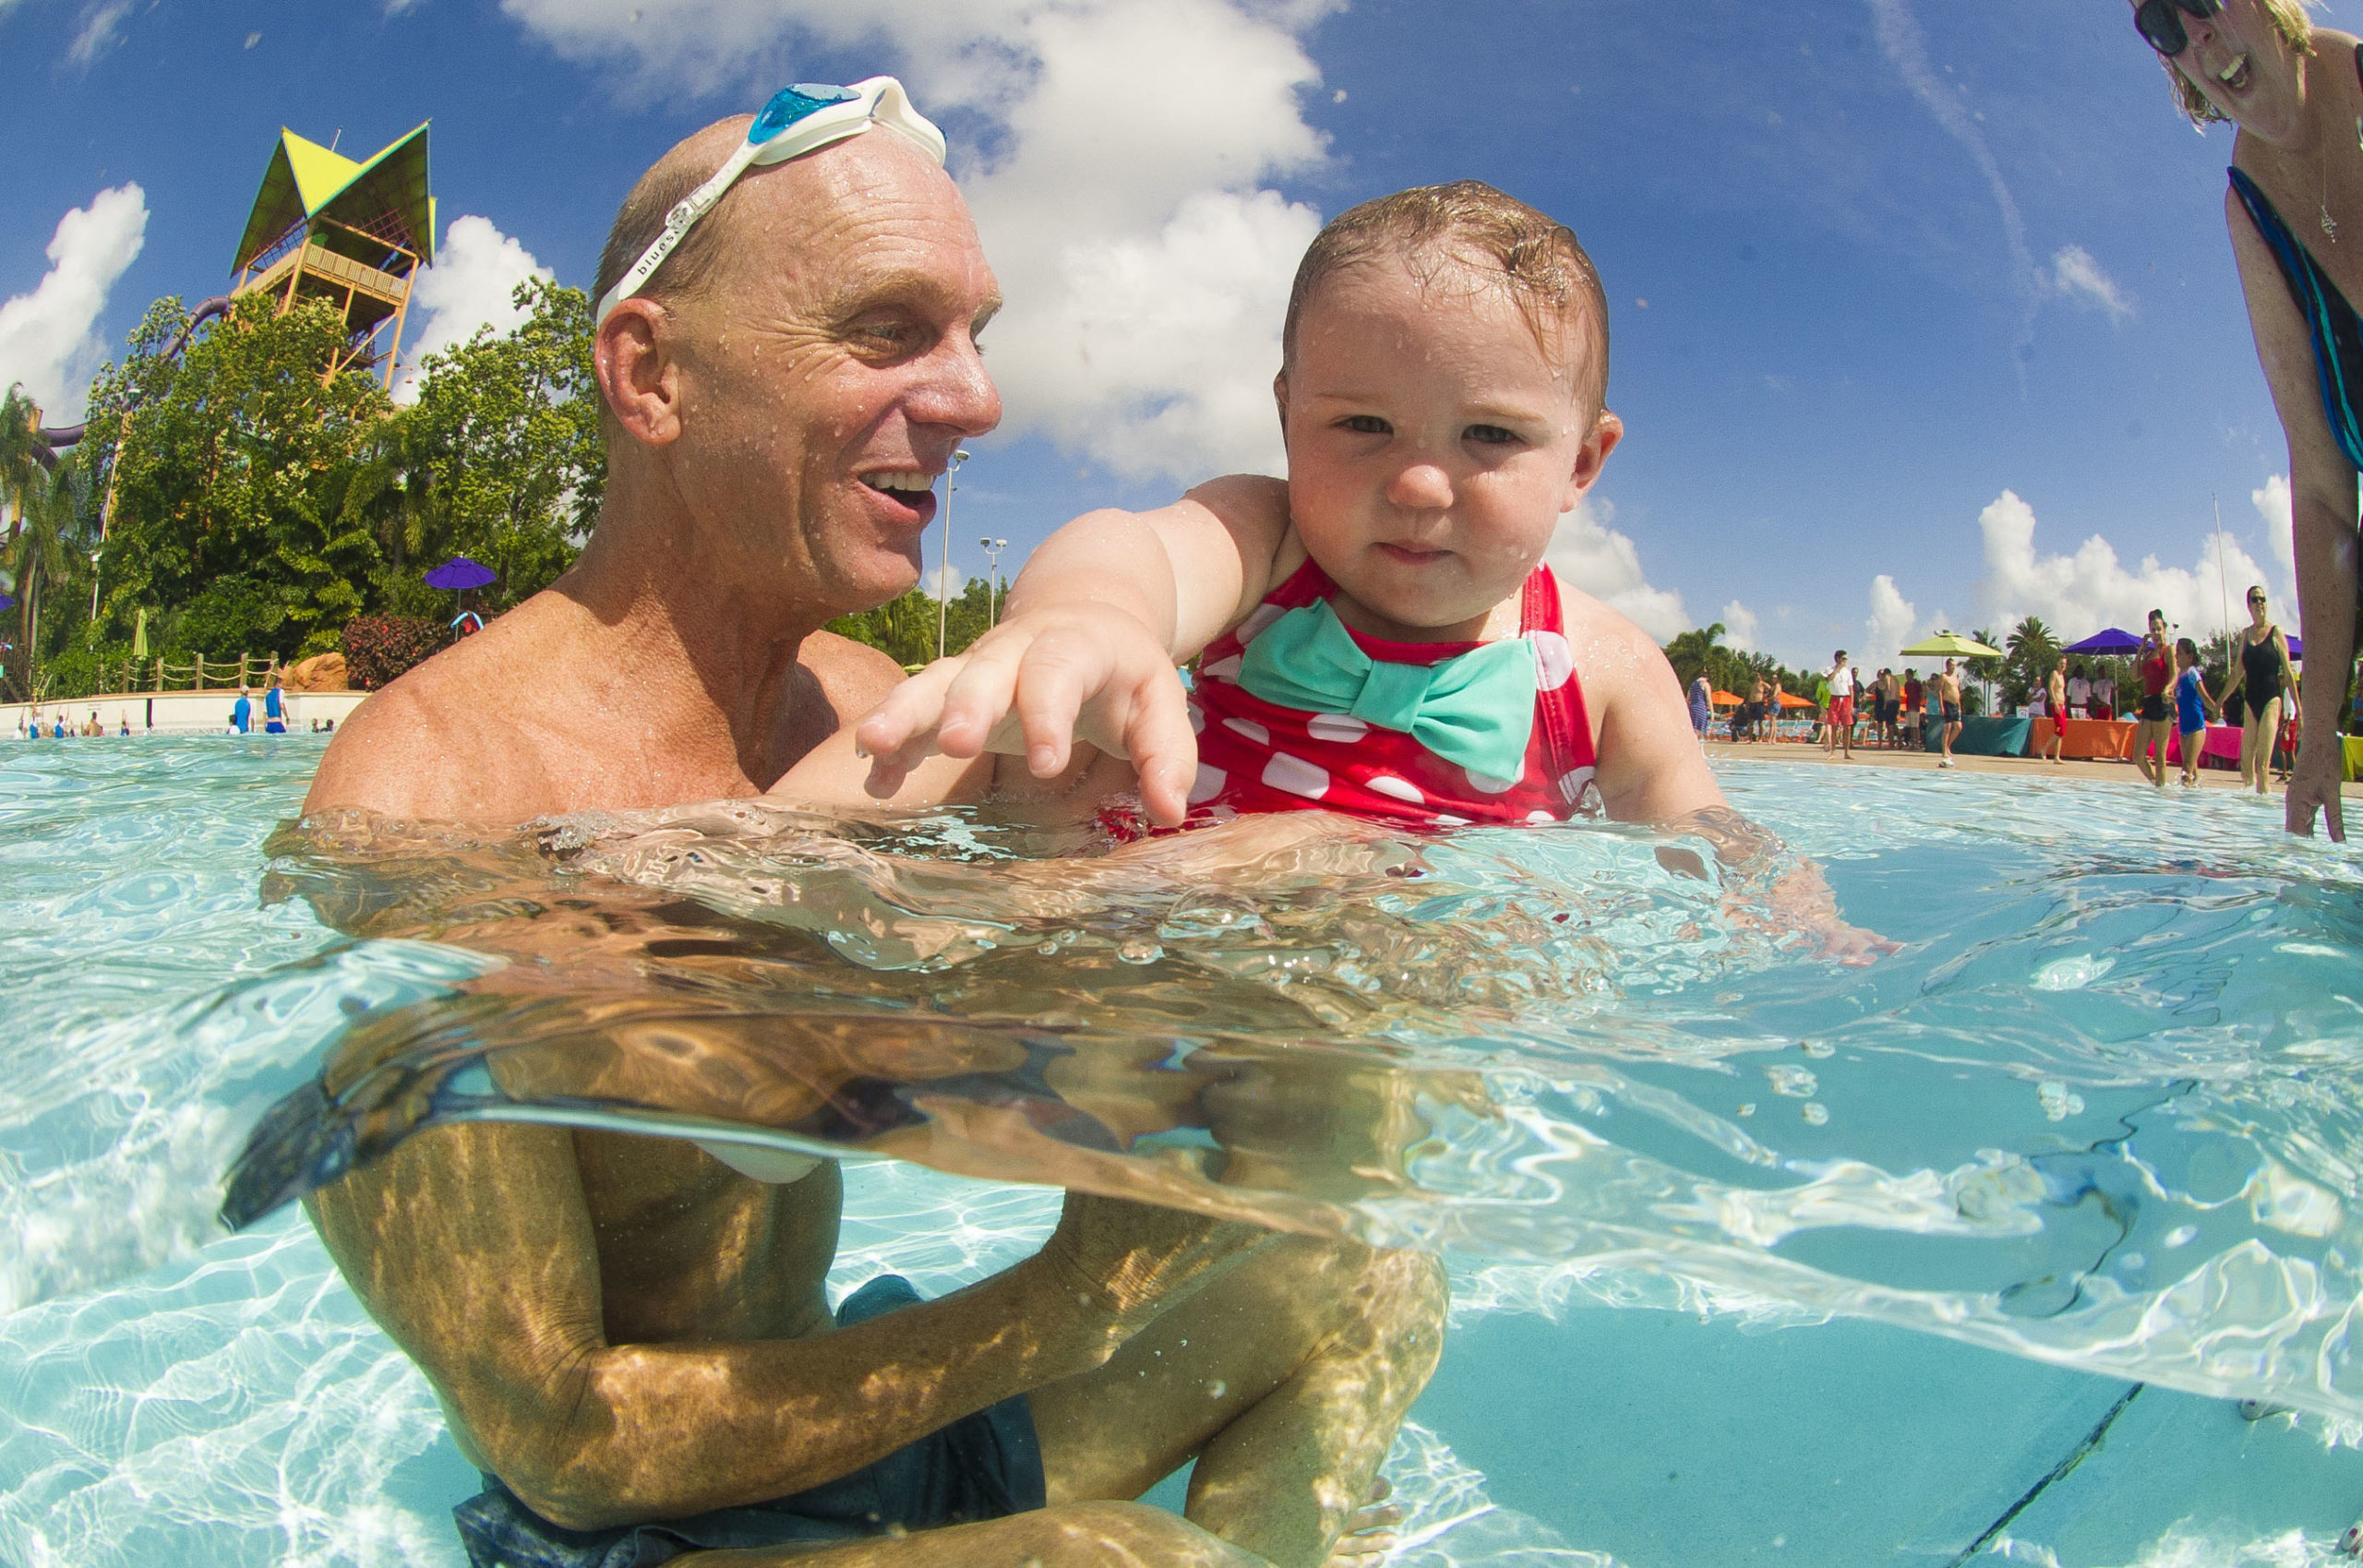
853,476,1294,825
307,1124,1271,1531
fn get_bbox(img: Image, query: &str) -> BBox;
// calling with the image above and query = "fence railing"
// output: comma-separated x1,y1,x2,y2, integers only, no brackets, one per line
19,653,288,702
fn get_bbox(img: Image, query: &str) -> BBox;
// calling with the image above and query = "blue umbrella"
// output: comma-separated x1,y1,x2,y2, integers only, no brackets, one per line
2062,628,2141,655
0,596,15,612
424,557,498,592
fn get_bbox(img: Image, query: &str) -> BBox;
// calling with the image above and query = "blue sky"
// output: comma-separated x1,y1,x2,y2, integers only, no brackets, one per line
0,0,2334,670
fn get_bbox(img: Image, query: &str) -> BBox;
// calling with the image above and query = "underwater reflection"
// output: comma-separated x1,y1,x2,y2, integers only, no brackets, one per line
227,790,2363,1430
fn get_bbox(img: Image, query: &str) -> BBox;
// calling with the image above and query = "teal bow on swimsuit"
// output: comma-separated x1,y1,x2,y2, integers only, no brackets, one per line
1235,599,1535,780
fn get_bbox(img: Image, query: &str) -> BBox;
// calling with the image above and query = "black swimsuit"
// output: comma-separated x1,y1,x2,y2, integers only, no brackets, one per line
2240,630,2285,723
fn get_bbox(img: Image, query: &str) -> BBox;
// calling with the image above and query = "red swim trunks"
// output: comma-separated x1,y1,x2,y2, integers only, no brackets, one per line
1829,696,1854,727
1183,558,1602,827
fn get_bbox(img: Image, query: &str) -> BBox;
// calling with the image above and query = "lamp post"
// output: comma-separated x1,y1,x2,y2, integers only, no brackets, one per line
937,449,970,659
979,536,1009,624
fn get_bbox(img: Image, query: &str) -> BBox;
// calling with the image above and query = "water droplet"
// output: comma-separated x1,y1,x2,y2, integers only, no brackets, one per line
1117,939,1164,964
1208,1379,1227,1398
1735,1103,1757,1118
1802,1102,1829,1126
1801,1039,1834,1059
1766,1064,1817,1097
2036,1081,2085,1121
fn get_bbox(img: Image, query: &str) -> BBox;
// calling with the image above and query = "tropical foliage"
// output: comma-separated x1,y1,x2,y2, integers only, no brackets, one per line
12,280,605,700
1660,622,1812,705
827,577,1000,670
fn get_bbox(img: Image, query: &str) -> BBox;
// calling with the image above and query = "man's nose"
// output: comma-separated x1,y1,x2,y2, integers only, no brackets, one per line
1386,461,1454,511
911,332,1002,438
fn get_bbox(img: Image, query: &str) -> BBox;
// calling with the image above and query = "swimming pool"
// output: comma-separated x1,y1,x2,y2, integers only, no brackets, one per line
4,736,2360,1565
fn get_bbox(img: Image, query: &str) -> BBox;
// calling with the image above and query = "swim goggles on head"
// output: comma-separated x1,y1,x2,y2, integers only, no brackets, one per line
2133,0,2223,58
594,77,947,325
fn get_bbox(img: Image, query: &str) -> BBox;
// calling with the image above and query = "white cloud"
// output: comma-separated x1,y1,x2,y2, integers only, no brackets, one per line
498,0,1335,483
1720,599,1760,651
67,0,132,65
1544,497,1690,643
2048,245,2133,324
391,216,554,403
1973,487,2288,644
1863,574,1922,666
2253,473,2297,571
0,184,148,424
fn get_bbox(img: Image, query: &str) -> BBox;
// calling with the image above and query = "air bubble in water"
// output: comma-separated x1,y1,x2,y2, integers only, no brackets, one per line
2036,1081,2085,1121
1766,1064,1817,1097
1802,1102,1829,1126
1801,1039,1834,1059
2033,954,2113,991
1118,940,1164,964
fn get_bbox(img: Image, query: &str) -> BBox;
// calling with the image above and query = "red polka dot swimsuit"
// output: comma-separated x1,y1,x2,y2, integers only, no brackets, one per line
1182,557,1603,828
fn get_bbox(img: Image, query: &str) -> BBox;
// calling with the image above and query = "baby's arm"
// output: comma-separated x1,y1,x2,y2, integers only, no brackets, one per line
856,475,1295,826
1565,590,1893,964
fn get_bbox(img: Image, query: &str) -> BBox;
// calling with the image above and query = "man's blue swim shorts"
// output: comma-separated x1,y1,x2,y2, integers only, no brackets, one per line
451,1275,1045,1568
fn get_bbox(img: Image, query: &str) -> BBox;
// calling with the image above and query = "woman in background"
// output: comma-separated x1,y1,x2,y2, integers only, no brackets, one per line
2217,585,2301,796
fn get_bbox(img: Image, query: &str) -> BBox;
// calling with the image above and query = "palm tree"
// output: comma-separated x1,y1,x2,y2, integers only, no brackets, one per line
2005,615,2061,707
9,463,83,698
1661,622,1727,688
0,385,47,548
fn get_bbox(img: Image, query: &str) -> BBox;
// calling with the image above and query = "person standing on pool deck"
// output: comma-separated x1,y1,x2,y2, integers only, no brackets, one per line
2133,609,2176,787
2217,583,2301,797
1823,652,1855,759
1934,659,1964,768
1687,671,1712,740
2176,636,2221,784
2039,655,2068,764
2121,0,2363,835
1902,668,1924,748
302,82,1438,1568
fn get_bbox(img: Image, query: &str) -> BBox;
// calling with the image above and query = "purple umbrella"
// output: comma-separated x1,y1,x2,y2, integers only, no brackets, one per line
2062,628,2141,655
0,596,15,612
424,557,498,592
2287,634,2304,660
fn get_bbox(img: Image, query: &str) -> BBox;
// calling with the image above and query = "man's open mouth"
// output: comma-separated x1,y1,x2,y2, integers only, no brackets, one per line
2217,52,2250,92
860,472,938,497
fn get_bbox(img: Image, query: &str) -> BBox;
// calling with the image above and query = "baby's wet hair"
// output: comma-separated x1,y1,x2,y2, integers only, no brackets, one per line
1282,180,1612,422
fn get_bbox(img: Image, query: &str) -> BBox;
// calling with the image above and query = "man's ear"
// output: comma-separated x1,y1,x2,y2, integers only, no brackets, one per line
595,299,684,447
1559,408,1625,514
1273,368,1289,437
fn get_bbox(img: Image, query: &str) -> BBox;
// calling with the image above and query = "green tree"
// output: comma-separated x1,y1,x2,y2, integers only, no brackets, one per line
2003,615,2060,708
386,279,603,609
90,294,393,657
0,385,46,547
829,578,996,669
1661,622,1726,689
7,461,90,697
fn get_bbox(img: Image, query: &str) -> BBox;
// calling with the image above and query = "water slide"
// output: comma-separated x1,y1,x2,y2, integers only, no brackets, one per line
31,294,232,464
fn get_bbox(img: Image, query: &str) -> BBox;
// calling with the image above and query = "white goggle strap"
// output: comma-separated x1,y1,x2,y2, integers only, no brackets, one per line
594,78,944,326
594,136,766,325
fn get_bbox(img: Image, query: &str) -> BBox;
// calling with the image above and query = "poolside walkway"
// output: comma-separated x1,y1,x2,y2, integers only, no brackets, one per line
1704,738,2363,796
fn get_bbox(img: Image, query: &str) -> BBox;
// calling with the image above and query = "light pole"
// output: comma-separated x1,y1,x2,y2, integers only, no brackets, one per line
937,449,970,659
979,536,1009,624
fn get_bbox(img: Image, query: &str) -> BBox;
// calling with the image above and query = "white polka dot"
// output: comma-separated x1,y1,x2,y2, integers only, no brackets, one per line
1366,774,1424,805
1526,809,1558,824
1529,630,1575,690
1235,603,1286,645
1261,753,1330,799
1202,655,1243,683
1306,712,1368,744
1188,763,1228,804
1223,717,1269,745
1557,766,1598,804
1433,813,1471,827
1186,701,1205,735
1466,768,1519,795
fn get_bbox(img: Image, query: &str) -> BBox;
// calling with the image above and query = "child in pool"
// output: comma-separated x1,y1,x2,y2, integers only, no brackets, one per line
787,182,1733,835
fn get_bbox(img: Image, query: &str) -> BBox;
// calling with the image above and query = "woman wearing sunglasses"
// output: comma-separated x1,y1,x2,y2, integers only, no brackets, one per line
2216,584,2302,796
2131,0,2357,834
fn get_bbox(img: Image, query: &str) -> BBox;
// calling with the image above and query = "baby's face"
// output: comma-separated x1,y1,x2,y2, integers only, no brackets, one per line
1280,254,1615,640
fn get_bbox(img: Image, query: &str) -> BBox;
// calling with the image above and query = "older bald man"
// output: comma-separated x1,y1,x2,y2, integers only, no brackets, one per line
302,81,1442,1568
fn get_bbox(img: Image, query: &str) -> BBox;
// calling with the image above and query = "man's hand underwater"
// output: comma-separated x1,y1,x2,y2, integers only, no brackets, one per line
854,604,1201,826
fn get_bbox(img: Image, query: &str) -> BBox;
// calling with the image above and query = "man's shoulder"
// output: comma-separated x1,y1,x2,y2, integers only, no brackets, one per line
306,605,558,820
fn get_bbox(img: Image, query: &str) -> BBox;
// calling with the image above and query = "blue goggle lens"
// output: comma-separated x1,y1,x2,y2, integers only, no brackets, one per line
750,83,860,144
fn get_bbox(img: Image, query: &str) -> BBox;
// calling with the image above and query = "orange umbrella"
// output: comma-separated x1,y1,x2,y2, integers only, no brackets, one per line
1777,691,1813,708
1709,689,1743,706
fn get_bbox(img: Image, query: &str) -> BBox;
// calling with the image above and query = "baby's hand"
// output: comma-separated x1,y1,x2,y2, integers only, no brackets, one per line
855,604,1201,826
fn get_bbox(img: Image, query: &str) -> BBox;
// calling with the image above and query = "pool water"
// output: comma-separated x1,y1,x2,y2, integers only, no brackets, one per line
5,736,2362,1566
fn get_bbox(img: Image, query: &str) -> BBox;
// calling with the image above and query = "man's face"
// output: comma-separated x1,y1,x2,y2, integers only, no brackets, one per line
662,134,1002,617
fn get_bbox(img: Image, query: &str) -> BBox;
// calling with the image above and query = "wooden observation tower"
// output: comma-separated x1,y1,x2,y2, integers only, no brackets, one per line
230,124,434,388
